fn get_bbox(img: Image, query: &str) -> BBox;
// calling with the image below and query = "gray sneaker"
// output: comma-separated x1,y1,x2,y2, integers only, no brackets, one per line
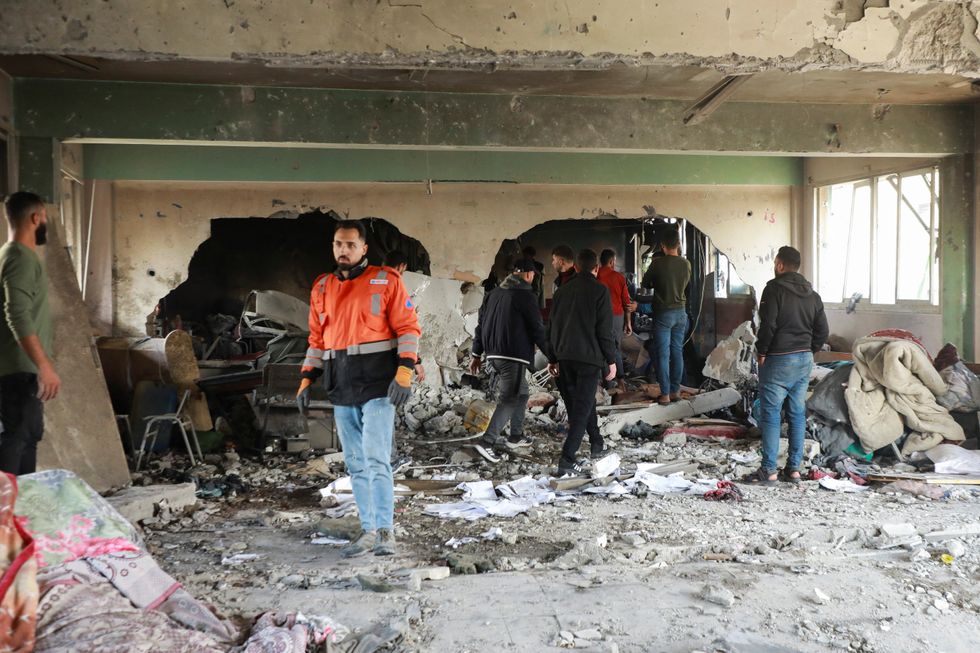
481,433,506,449
504,435,533,450
374,528,397,556
341,530,376,558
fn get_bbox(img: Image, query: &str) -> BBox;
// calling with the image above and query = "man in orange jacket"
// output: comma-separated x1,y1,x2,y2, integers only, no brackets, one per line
298,220,421,557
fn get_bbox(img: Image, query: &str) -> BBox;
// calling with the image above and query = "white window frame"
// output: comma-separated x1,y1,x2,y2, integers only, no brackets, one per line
812,165,940,313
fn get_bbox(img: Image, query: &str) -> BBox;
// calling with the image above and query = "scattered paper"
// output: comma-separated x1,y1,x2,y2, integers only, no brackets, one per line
481,527,503,541
445,536,479,549
221,553,263,565
818,477,869,493
319,476,359,517
459,480,497,501
925,444,980,475
311,536,349,546
592,453,621,479
729,452,761,464
425,476,555,520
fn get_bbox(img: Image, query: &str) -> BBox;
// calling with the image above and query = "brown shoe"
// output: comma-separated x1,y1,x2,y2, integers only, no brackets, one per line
670,393,681,402
657,395,671,405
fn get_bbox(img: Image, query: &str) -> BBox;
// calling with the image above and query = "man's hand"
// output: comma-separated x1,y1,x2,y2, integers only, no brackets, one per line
468,356,482,375
624,319,633,336
605,363,617,382
547,362,560,378
296,377,313,413
757,355,766,369
414,363,426,383
628,301,638,313
387,365,414,406
37,363,61,401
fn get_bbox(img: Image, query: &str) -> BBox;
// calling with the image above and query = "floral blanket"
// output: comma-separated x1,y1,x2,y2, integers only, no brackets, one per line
1,473,39,653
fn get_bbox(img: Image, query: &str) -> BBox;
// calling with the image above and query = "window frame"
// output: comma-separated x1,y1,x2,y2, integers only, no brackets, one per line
812,164,941,314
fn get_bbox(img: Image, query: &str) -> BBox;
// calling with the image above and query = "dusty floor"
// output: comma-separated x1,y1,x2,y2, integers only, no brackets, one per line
135,426,980,653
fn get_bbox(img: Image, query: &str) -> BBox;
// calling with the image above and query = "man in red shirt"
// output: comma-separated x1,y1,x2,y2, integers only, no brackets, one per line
597,249,634,388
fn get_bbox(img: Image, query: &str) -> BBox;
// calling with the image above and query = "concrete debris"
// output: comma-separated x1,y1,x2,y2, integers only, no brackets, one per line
402,271,483,386
702,321,757,386
701,584,736,608
106,482,198,524
600,387,742,437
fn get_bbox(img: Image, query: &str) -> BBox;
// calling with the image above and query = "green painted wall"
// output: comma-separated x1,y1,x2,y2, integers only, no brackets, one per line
83,144,803,185
18,136,54,201
15,79,974,156
940,155,975,358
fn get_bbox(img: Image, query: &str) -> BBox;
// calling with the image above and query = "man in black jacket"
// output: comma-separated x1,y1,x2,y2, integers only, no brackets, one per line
547,249,617,476
750,246,829,485
470,258,548,451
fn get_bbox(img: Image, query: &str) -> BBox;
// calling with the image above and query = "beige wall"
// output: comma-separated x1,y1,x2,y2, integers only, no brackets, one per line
108,181,793,335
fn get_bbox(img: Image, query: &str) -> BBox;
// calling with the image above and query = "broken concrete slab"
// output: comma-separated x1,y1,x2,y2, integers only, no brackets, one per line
923,524,980,542
37,219,130,492
702,321,757,387
106,483,198,523
402,271,483,387
600,387,742,438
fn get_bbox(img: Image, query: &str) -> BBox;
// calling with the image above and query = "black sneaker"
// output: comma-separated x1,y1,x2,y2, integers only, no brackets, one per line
504,435,533,450
590,445,610,459
556,462,585,477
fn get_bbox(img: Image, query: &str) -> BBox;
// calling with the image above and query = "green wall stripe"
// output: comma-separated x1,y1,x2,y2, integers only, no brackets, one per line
83,144,803,185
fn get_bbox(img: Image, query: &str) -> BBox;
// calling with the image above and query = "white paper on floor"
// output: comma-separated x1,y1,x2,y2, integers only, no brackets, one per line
592,453,621,479
632,471,718,495
311,536,350,546
221,553,263,565
818,477,869,493
425,476,556,520
923,444,980,475
729,452,761,464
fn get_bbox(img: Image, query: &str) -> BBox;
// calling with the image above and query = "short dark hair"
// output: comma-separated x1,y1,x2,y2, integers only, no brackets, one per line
600,248,616,266
776,246,801,271
522,245,536,258
4,192,45,228
383,250,408,268
661,229,681,251
577,248,598,271
334,219,367,241
551,245,574,261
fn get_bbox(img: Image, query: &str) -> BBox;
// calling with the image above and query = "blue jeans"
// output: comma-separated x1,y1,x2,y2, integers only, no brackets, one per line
334,397,395,531
652,308,688,395
759,352,813,473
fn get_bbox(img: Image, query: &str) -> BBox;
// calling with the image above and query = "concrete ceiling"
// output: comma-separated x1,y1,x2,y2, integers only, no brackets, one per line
1,54,978,105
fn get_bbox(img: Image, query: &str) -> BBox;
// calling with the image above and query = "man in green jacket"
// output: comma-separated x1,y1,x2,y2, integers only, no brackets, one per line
0,192,59,475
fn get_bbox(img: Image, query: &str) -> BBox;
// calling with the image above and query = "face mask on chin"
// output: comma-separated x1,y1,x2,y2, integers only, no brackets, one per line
35,223,48,246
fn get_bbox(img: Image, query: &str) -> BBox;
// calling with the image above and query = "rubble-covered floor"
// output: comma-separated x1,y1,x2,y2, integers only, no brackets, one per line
131,421,980,653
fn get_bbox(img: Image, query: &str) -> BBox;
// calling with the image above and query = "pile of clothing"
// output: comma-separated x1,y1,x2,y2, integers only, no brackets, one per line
3,469,396,653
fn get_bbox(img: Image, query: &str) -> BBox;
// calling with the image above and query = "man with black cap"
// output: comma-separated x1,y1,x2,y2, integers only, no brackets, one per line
470,257,547,451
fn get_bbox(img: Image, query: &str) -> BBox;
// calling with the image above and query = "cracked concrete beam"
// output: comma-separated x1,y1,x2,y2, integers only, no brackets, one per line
0,0,978,76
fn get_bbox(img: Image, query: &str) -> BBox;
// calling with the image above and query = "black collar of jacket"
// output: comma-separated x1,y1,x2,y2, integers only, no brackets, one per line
333,258,369,282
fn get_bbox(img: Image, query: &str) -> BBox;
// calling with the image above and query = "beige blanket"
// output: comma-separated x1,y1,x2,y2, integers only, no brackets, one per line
845,336,964,454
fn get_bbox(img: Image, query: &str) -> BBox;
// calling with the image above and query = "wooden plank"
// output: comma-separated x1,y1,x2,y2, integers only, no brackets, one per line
814,351,853,363
868,472,980,485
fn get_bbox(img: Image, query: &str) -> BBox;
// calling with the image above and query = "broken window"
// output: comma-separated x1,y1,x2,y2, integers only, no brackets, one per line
814,166,939,307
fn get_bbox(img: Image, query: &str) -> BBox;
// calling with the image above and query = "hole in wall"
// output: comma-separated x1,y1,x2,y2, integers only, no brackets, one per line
152,209,430,334
483,215,755,386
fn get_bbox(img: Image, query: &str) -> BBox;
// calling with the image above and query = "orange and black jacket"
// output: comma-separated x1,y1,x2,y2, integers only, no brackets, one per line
301,260,421,406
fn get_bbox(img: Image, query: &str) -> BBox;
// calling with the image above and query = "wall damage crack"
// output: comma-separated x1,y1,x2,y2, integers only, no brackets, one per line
386,0,475,49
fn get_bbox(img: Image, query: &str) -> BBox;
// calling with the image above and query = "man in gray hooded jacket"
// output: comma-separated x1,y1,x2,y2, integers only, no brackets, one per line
748,246,829,485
